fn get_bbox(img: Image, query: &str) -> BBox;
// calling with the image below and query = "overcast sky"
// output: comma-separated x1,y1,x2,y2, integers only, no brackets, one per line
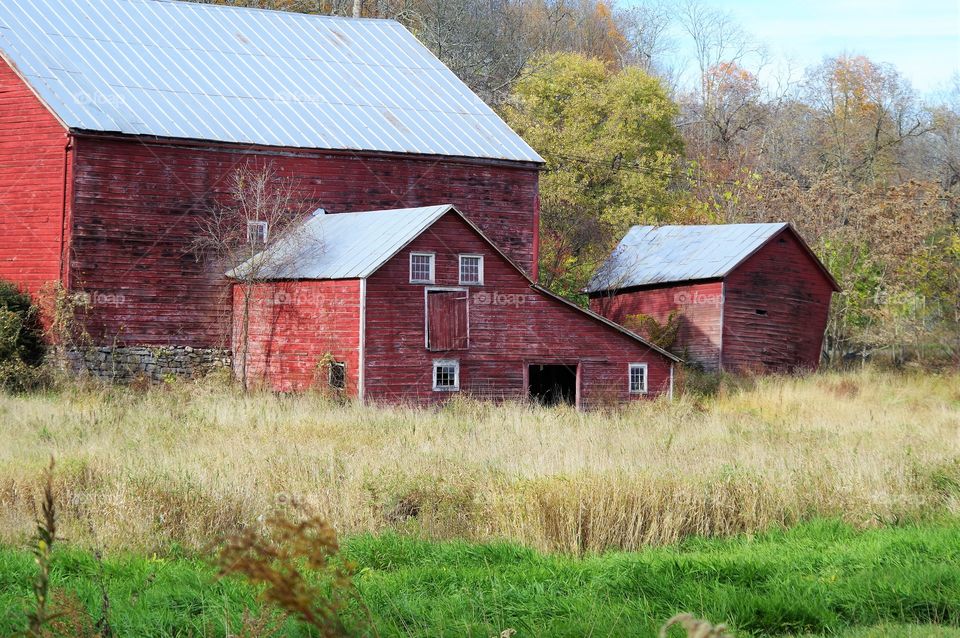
668,0,960,97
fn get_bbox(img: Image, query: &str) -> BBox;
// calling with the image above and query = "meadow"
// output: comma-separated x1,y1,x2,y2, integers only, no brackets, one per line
2,368,959,554
2,368,960,636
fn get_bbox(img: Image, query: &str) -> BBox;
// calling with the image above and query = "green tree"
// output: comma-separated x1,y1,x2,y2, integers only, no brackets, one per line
502,53,684,297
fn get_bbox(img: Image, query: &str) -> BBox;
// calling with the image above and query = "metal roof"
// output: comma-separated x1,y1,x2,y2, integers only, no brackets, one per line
0,0,543,163
229,203,681,361
586,223,791,293
228,205,453,280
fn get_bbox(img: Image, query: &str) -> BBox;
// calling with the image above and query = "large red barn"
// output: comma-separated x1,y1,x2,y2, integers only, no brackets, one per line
587,223,840,373
232,205,678,406
0,0,541,376
0,0,678,403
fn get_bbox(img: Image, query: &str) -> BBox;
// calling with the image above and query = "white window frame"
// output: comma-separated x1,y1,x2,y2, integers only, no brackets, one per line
328,361,346,390
432,359,460,391
458,254,484,285
247,220,269,245
628,363,648,395
409,252,435,284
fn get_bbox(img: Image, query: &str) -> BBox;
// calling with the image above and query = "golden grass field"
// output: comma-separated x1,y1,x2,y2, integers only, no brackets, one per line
2,368,959,555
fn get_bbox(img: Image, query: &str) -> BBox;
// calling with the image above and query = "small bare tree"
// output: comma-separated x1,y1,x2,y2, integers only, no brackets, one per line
193,163,321,390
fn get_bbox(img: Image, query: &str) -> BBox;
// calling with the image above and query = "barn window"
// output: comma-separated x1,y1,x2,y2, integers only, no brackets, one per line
426,289,469,350
628,363,647,394
458,255,484,285
329,361,346,390
433,359,460,391
410,252,435,283
247,220,268,245
755,308,768,316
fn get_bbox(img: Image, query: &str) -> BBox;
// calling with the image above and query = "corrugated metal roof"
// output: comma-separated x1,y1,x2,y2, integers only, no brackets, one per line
586,223,790,293
228,205,452,280
0,0,543,163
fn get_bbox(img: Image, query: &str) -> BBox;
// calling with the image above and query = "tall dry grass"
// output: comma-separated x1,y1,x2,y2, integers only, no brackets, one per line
1,368,959,554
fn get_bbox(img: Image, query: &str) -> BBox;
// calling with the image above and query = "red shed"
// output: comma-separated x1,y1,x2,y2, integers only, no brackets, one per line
231,205,678,407
0,0,542,379
587,223,840,373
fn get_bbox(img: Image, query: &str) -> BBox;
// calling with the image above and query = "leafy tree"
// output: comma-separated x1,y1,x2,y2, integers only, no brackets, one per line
502,52,684,297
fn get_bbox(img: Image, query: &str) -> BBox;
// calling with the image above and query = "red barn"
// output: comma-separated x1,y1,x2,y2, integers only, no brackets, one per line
0,0,543,379
587,223,840,373
232,205,678,406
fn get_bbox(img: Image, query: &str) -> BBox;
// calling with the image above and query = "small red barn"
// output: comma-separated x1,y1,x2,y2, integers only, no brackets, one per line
231,205,678,406
587,223,840,373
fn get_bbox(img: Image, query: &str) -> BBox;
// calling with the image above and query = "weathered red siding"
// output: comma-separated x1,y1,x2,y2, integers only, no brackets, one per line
721,231,834,372
0,59,70,296
70,135,539,346
590,281,724,370
234,280,362,393
364,212,673,407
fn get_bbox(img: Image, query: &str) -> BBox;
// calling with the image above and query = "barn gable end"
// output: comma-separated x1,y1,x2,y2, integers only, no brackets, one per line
0,57,70,296
721,227,836,373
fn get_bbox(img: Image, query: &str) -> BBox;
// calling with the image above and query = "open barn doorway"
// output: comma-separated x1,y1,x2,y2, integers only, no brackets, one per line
527,364,578,407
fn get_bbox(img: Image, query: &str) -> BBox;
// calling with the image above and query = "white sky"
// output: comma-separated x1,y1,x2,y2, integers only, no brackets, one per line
661,0,960,97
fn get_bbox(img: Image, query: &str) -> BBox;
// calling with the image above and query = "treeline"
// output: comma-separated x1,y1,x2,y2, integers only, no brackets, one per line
203,0,959,365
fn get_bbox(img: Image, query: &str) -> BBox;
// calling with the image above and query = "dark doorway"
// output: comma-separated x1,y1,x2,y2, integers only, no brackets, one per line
528,364,577,406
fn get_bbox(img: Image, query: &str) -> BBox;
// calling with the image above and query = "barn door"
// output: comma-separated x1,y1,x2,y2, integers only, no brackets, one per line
426,289,468,351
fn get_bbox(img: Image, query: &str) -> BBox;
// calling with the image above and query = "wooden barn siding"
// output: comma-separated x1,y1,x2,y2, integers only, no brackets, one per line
234,280,361,393
70,136,539,347
590,281,724,370
0,59,70,296
721,232,834,372
363,212,673,407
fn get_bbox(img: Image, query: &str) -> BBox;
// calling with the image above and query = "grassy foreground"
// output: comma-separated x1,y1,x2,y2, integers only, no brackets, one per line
2,520,960,637
2,369,960,554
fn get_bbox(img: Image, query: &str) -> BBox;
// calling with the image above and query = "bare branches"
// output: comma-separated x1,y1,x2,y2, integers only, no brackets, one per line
192,163,321,390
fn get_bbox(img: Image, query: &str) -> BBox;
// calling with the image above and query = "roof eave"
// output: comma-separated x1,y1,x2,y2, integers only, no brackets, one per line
531,284,682,363
67,129,546,168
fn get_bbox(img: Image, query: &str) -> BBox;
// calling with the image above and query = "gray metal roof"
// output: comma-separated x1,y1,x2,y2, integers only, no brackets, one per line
0,0,543,163
229,205,453,280
586,223,790,293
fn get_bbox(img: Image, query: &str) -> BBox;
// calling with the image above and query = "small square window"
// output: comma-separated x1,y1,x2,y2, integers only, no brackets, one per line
459,255,484,285
410,252,435,284
247,220,269,245
329,362,346,390
433,359,460,391
628,363,647,394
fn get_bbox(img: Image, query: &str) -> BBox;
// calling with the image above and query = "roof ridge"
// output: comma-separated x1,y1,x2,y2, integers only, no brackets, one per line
150,0,398,23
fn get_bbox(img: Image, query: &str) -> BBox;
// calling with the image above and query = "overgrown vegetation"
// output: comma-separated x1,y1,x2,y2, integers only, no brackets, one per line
623,311,682,350
0,282,47,392
2,368,958,555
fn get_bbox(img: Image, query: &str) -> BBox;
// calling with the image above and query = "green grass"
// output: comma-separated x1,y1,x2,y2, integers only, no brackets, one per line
2,519,959,637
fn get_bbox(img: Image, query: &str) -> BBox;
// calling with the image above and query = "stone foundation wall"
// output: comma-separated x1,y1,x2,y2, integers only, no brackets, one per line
66,346,232,383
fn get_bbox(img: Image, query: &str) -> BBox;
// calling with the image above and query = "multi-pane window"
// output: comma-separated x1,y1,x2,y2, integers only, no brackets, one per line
247,220,269,245
433,359,460,391
459,255,484,285
410,252,435,283
628,363,647,394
